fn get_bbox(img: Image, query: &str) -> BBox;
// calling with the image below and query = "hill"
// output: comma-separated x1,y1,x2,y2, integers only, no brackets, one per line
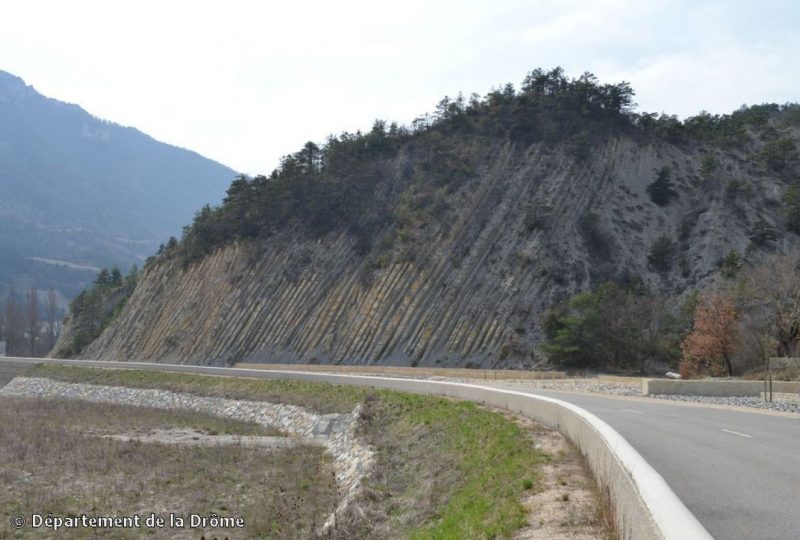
0,70,235,300
56,68,800,369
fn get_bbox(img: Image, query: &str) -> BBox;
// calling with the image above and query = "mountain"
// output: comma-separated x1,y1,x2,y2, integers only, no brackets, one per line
0,70,236,299
55,68,800,368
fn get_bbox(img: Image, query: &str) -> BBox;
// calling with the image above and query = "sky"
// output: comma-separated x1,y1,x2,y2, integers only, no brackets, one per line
2,0,799,175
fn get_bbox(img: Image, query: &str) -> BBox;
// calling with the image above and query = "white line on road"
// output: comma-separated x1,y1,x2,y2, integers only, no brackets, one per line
621,409,644,414
721,428,752,438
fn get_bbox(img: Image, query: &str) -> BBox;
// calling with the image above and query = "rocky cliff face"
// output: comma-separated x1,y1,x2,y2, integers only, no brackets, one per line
60,127,800,367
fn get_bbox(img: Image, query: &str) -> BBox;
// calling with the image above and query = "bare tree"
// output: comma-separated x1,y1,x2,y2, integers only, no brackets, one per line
46,289,58,350
25,288,39,357
4,288,23,355
681,292,738,377
735,251,800,358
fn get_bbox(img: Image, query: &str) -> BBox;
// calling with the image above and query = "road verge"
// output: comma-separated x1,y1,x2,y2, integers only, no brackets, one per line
4,357,711,539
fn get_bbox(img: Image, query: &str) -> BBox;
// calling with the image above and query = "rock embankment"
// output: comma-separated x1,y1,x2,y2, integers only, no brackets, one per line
0,377,374,531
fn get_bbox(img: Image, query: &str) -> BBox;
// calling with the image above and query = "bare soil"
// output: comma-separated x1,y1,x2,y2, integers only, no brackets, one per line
501,411,616,540
0,397,336,539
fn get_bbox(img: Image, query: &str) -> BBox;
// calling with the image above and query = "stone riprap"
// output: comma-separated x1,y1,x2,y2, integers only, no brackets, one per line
482,377,800,413
481,378,641,396
0,377,374,531
650,393,800,413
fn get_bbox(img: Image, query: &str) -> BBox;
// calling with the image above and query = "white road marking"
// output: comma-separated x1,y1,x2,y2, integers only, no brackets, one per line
721,428,752,438
621,409,644,414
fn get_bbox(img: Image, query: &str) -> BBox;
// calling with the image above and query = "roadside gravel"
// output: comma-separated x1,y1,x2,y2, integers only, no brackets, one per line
452,377,800,414
649,393,800,413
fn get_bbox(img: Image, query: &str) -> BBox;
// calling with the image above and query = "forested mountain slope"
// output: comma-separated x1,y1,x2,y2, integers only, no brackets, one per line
0,70,235,299
57,69,800,368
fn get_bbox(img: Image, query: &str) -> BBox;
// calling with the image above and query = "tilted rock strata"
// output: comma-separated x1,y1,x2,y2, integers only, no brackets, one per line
61,137,798,367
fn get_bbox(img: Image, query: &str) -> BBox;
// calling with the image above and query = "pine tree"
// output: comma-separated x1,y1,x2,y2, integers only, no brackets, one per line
783,182,800,233
646,166,678,206
647,235,676,274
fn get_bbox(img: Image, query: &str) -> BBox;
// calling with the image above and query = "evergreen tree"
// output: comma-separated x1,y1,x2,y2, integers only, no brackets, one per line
758,138,798,172
110,267,123,287
783,182,800,234
700,154,718,178
720,251,742,278
750,219,778,246
646,166,678,206
95,268,111,288
648,235,676,274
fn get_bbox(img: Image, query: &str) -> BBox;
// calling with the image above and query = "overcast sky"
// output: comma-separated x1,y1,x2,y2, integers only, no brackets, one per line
3,0,799,175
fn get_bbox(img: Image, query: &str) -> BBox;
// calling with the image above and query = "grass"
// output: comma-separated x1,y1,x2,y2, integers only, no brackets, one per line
0,397,335,539
334,392,547,539
20,365,550,539
398,394,546,539
31,364,366,413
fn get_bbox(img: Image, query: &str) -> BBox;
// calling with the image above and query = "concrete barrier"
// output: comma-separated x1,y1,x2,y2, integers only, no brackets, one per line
3,357,711,540
643,379,800,397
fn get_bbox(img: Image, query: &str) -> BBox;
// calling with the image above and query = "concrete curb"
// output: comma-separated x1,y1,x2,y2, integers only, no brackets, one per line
5,358,711,540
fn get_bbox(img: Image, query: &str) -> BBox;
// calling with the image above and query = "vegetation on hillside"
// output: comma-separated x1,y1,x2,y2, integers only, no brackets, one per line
61,266,138,356
151,67,644,267
62,67,800,370
146,67,798,278
152,67,800,271
543,251,800,377
541,281,694,373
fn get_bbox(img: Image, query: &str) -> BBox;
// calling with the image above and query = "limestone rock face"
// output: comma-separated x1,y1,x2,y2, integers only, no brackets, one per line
71,135,799,368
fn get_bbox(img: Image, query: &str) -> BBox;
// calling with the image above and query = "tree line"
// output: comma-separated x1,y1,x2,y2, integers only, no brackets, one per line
61,266,138,357
146,68,643,268
1,287,60,357
145,67,799,273
542,251,800,377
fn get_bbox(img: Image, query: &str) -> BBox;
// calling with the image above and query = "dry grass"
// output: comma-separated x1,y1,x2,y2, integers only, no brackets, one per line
0,397,336,539
11,367,609,539
31,364,366,414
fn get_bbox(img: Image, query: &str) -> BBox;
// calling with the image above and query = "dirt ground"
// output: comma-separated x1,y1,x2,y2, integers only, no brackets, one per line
500,411,616,540
0,396,336,539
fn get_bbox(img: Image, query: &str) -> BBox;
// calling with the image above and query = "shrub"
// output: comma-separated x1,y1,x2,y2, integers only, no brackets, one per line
720,250,742,278
700,154,718,179
647,235,676,274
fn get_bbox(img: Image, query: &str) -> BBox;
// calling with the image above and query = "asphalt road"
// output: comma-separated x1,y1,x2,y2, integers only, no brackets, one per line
497,387,800,540
2,357,798,539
